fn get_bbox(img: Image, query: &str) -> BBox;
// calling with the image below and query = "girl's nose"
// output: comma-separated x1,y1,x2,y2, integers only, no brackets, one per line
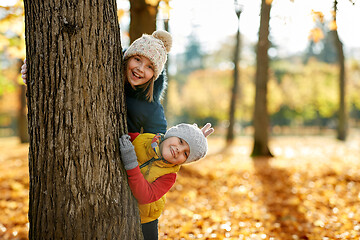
137,63,144,72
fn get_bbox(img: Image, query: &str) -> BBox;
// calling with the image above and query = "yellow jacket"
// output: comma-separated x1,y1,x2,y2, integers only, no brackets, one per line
132,133,181,223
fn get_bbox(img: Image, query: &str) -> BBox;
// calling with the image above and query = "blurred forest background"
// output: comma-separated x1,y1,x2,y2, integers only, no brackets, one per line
0,0,360,143
1,0,360,239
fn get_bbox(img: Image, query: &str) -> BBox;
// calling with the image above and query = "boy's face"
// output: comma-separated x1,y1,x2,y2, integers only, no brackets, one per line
160,137,190,165
126,55,154,87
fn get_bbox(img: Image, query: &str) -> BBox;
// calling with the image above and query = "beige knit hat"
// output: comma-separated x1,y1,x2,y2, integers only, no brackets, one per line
164,123,208,164
123,30,172,80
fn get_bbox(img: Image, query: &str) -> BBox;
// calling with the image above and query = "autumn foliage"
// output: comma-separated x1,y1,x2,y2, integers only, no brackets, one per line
161,134,360,239
1,133,360,239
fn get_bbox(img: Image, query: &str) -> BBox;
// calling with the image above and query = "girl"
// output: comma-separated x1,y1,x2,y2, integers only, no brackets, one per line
122,30,172,134
21,30,172,134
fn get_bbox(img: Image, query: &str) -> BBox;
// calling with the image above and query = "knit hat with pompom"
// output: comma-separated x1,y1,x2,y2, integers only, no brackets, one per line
123,30,172,80
164,123,208,164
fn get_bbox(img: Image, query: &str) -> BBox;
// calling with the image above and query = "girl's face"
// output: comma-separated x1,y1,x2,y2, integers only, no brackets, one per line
126,55,155,87
160,137,190,165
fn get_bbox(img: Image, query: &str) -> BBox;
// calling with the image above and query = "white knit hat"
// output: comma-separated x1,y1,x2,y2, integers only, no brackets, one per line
164,123,208,164
123,30,172,81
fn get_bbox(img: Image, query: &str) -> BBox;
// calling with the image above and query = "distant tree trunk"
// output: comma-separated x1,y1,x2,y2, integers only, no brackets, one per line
129,0,159,43
251,0,273,157
17,59,29,143
24,1,143,239
332,0,347,141
226,12,242,144
162,19,170,115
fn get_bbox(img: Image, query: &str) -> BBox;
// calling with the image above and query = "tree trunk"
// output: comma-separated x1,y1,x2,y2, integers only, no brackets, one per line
129,0,159,43
333,0,347,141
251,0,273,157
226,16,241,144
162,19,170,115
23,1,143,239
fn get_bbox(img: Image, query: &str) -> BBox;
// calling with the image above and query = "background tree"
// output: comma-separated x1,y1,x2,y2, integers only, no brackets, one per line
304,24,337,64
24,0,143,239
129,0,160,43
159,1,171,114
251,0,273,157
332,0,347,140
226,1,243,144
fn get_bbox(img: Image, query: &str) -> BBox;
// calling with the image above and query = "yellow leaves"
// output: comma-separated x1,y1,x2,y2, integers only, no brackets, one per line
117,9,125,22
329,20,337,31
3,135,360,239
311,10,324,23
0,1,25,59
314,219,325,227
310,8,338,43
0,138,29,240
159,1,172,19
7,44,25,59
265,0,273,5
13,0,23,8
309,10,325,43
326,9,337,31
180,220,193,233
9,20,24,36
145,0,160,7
308,27,324,43
0,34,8,51
163,136,360,239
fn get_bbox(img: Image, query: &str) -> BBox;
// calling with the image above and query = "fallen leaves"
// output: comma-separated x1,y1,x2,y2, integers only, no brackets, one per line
0,137,29,240
160,134,360,240
1,133,360,239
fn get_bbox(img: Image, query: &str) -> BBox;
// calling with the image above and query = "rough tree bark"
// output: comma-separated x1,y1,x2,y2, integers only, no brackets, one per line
24,0,143,239
251,0,273,157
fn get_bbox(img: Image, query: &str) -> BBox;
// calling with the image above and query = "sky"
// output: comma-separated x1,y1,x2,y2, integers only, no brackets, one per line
162,0,360,57
2,0,359,58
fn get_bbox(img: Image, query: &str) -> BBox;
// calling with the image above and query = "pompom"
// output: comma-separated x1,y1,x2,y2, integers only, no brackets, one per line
152,30,172,53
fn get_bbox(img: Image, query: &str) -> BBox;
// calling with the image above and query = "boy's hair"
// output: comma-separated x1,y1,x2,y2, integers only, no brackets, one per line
164,123,208,164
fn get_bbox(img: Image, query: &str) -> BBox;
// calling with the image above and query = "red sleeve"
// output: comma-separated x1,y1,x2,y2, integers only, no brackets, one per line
128,132,140,142
126,166,176,204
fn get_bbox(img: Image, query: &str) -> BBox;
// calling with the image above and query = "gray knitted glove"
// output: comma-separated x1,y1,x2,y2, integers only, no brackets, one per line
119,135,139,170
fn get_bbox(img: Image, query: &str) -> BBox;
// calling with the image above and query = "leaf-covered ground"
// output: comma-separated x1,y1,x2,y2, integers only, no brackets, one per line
0,137,29,240
1,133,360,240
161,134,360,240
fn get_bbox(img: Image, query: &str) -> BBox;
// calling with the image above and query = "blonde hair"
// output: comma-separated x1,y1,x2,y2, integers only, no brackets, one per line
123,59,155,102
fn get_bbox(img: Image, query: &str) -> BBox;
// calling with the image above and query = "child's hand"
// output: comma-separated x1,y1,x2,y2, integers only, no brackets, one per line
201,123,214,137
119,135,139,170
21,59,27,84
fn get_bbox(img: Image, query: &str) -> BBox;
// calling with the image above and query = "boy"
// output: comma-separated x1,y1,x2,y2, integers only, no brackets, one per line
119,123,214,240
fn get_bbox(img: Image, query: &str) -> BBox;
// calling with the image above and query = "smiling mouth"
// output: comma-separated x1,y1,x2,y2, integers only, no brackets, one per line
132,71,142,79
